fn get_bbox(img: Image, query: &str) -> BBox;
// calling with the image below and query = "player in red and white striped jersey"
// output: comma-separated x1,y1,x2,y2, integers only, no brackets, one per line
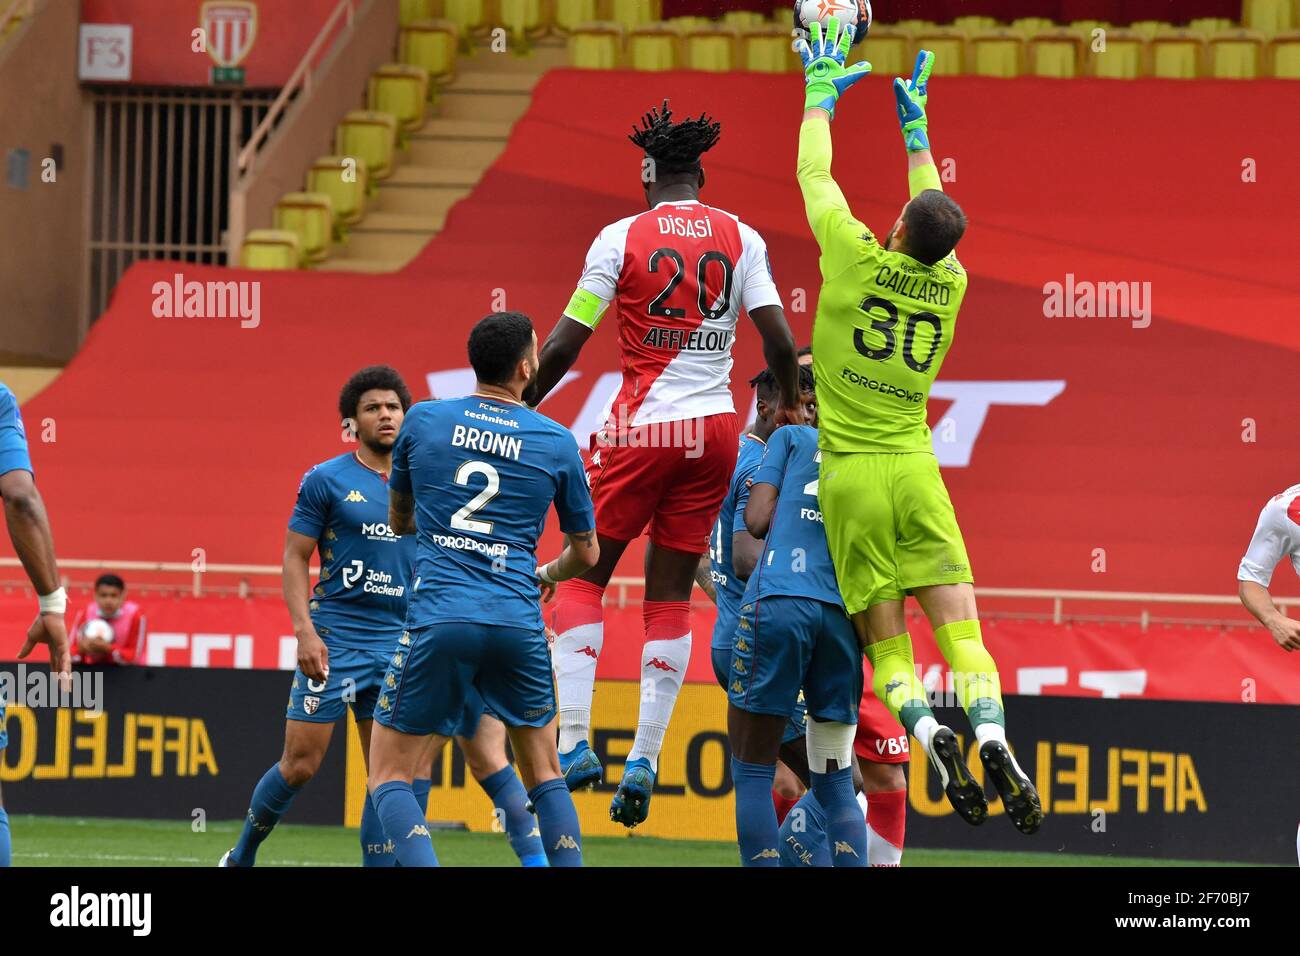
528,102,805,827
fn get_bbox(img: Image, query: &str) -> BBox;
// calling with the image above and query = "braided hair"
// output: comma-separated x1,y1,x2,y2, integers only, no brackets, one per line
628,100,722,178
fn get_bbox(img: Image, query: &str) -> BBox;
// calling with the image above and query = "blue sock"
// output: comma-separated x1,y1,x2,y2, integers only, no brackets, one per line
778,790,831,867
412,777,432,815
480,766,547,867
361,791,397,867
372,781,439,867
527,778,581,867
230,764,299,867
732,758,779,867
0,806,10,868
810,766,867,867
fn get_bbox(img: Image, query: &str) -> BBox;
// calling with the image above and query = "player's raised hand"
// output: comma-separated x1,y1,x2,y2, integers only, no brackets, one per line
894,50,935,152
797,17,871,119
19,610,71,690
1267,615,1300,652
296,625,330,683
773,402,811,428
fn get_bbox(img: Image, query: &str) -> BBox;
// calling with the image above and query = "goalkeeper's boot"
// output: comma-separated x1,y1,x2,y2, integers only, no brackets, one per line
928,726,988,826
609,757,655,828
559,740,603,792
980,740,1043,835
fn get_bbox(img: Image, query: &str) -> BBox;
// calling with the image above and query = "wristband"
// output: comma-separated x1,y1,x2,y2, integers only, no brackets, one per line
537,562,558,585
38,586,67,615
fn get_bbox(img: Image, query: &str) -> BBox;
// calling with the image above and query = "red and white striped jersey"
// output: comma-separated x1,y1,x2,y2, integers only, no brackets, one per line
563,200,782,428
1238,484,1300,586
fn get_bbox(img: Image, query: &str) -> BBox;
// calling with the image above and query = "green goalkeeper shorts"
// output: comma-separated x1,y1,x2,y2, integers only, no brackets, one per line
819,450,973,616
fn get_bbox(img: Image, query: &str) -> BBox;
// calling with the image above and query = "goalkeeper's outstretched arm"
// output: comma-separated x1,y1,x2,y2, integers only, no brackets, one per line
894,50,942,198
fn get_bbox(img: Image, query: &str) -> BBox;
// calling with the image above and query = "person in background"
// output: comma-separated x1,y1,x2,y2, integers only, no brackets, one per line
797,345,813,368
71,573,146,665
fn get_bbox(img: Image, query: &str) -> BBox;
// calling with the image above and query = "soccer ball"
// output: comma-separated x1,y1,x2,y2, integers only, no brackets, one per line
82,618,114,643
794,0,873,46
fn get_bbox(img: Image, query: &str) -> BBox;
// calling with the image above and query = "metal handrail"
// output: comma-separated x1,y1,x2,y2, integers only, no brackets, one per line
235,0,356,176
0,0,35,38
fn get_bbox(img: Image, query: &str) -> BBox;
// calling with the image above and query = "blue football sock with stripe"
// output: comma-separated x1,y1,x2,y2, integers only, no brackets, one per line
230,764,299,867
480,766,547,866
361,791,397,867
372,781,438,867
0,806,10,867
732,758,779,867
811,766,867,867
527,778,582,867
778,790,831,867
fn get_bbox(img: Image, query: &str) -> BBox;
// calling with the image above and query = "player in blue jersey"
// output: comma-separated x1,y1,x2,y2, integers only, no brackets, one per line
0,382,71,868
368,312,598,867
728,414,869,866
222,366,544,867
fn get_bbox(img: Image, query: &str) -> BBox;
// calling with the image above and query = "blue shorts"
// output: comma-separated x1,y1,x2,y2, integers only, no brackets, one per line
728,596,862,726
716,634,807,744
374,622,554,737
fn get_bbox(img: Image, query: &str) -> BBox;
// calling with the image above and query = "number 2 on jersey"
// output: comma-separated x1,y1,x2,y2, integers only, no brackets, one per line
451,460,499,535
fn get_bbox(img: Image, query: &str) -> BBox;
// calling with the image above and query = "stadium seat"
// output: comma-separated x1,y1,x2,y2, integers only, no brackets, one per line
1269,31,1300,76
273,192,334,266
442,0,489,45
912,28,967,75
307,156,369,235
1150,31,1206,78
1243,0,1295,35
1188,17,1235,36
499,0,547,43
1010,17,1054,36
894,20,937,36
721,10,766,29
628,23,678,70
568,22,622,69
666,16,708,32
1029,30,1084,78
952,15,998,32
368,64,429,142
400,19,458,88
970,29,1025,77
553,0,599,34
239,230,301,270
1088,29,1146,78
739,25,798,73
1127,20,1165,40
1208,30,1267,77
608,0,660,32
860,26,913,77
334,111,398,189
684,26,738,72
1070,20,1111,44
399,0,433,27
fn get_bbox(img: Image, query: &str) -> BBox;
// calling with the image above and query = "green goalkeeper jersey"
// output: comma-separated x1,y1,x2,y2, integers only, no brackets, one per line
798,118,967,454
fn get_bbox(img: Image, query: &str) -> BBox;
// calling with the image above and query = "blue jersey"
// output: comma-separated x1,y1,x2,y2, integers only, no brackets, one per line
741,425,843,608
709,433,766,651
289,452,415,648
0,383,33,477
391,396,595,632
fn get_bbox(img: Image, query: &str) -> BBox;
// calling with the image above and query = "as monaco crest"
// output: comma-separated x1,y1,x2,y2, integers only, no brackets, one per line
200,1,257,85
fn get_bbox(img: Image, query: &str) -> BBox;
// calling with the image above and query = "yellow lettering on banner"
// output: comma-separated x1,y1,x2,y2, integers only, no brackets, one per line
108,714,137,777
189,720,218,776
1035,741,1052,815
1120,748,1150,812
136,714,166,776
33,709,71,779
72,711,107,779
1176,753,1207,812
1054,743,1089,813
0,706,36,781
164,716,188,775
1094,747,1120,814
1148,751,1176,813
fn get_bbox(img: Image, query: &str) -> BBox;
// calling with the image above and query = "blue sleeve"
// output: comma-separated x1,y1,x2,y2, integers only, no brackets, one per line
0,386,33,477
553,429,596,533
288,466,329,539
752,427,794,491
389,416,412,495
731,462,760,536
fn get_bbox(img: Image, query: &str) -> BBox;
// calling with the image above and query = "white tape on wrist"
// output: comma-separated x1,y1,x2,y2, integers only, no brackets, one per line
38,586,67,615
537,562,558,585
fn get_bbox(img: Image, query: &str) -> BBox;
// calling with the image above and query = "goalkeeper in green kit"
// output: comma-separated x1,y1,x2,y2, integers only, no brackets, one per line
793,18,1042,835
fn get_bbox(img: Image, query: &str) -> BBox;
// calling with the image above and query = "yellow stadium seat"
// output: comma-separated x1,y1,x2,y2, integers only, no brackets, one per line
307,156,369,236
1029,30,1084,78
1189,18,1235,35
684,26,737,72
1128,20,1165,40
912,28,967,75
400,19,458,88
970,29,1025,76
399,0,433,27
1208,30,1267,77
628,24,677,70
335,111,398,189
895,20,937,35
568,22,622,69
1010,17,1053,36
274,192,333,265
1270,31,1300,76
860,27,913,77
1243,0,1295,35
721,10,766,29
368,64,429,142
1088,29,1146,78
1150,32,1205,78
554,0,599,34
1070,20,1111,42
608,0,660,32
443,0,488,44
499,0,547,42
666,16,708,33
240,230,301,271
739,26,798,73
953,16,997,32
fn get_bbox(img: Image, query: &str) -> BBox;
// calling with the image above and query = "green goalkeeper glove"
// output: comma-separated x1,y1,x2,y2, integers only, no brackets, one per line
797,17,871,119
893,50,935,152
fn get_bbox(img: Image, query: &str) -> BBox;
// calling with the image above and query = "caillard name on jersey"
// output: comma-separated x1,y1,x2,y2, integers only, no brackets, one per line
874,265,953,306
451,423,523,461
641,327,733,352
656,214,713,239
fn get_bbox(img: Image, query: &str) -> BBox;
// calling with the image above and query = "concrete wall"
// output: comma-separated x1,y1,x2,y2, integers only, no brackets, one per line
0,0,90,363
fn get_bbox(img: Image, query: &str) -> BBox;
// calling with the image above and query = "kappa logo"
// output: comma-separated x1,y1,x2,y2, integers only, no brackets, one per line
646,658,678,672
884,679,906,696
733,660,747,675
407,825,430,838
303,696,320,715
399,633,411,646
553,834,579,850
731,680,744,694
344,490,367,503
735,638,749,652
576,645,598,659
378,694,390,710
750,848,780,860
833,841,860,857
392,653,405,667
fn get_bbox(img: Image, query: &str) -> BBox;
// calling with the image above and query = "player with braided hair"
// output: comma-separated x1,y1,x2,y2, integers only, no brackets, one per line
529,100,805,828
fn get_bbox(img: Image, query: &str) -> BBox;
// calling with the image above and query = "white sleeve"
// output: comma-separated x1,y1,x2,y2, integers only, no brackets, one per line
564,222,629,330
1237,498,1298,586
737,223,783,313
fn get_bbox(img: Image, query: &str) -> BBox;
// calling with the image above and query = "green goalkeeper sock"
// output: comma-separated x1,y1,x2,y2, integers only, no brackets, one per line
933,619,1006,744
865,633,937,748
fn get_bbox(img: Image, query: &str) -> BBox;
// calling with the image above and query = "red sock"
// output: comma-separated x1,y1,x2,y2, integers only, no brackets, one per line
866,788,907,866
772,789,799,826
554,578,604,632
